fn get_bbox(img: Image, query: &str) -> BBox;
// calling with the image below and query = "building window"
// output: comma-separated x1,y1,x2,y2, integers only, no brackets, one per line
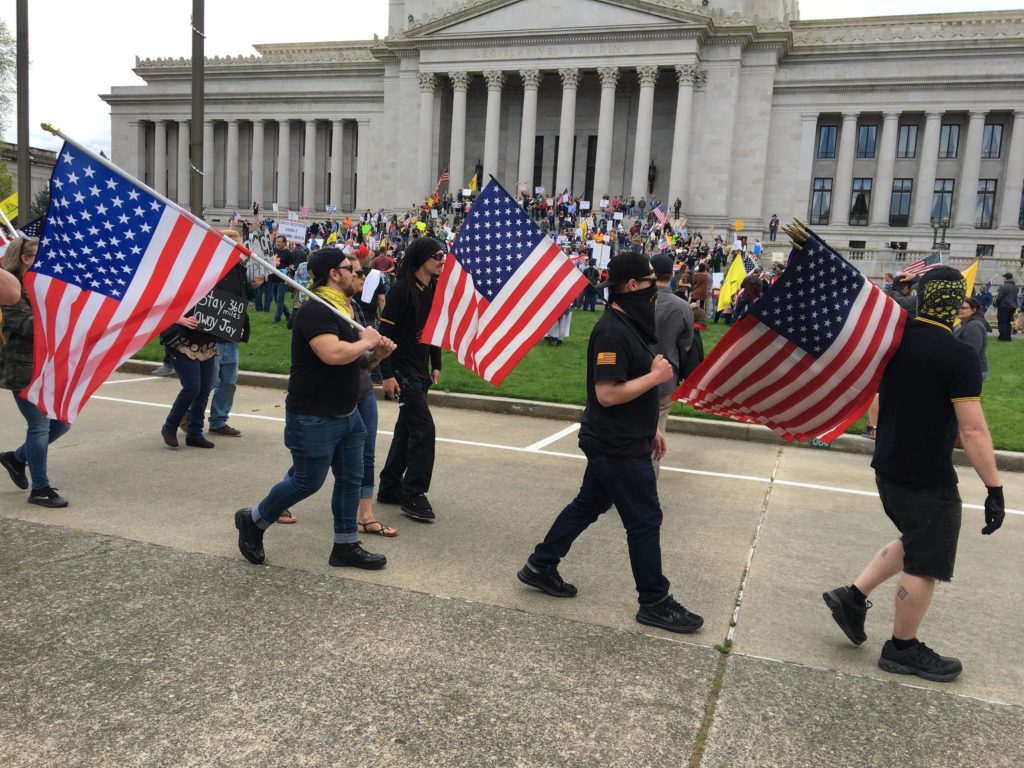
981,124,1003,158
810,177,833,225
896,124,918,158
931,179,955,222
975,179,997,229
856,125,877,158
817,125,837,159
889,179,913,227
850,178,872,225
938,124,960,158
976,244,994,259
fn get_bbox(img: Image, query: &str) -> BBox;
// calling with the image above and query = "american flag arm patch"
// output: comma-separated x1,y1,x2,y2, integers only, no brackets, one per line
596,352,617,365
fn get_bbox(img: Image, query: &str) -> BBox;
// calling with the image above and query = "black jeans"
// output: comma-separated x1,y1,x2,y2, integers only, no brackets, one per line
996,306,1014,340
379,372,435,500
528,452,670,605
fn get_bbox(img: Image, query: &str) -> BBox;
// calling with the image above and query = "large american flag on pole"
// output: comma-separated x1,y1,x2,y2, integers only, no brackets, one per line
21,140,244,423
898,251,942,279
652,205,667,225
421,178,587,386
673,225,907,443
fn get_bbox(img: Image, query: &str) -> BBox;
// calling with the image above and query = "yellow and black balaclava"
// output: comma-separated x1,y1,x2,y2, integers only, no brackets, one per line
916,266,966,330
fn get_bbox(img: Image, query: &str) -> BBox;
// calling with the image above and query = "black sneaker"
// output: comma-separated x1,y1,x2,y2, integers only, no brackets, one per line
636,595,704,634
376,492,403,505
401,494,435,522
1,451,29,490
823,586,871,645
516,565,578,598
234,508,266,565
27,486,69,508
329,542,387,570
878,640,962,682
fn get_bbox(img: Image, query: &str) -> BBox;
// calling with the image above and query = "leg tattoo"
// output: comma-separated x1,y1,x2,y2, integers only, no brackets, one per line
896,585,909,600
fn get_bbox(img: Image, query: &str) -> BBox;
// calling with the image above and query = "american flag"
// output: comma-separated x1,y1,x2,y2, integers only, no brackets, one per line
899,251,942,278
742,252,759,273
652,205,667,225
421,178,587,385
21,141,244,423
673,227,907,443
19,217,46,239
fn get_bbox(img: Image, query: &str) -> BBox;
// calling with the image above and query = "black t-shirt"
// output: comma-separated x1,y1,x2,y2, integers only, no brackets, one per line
872,319,982,488
285,302,362,416
378,277,442,380
578,309,659,458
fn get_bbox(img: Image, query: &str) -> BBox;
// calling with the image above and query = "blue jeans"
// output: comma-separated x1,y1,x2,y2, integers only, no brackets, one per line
12,394,71,490
528,453,670,605
355,390,378,499
272,281,291,321
163,351,216,439
209,341,239,429
255,281,273,312
255,410,366,543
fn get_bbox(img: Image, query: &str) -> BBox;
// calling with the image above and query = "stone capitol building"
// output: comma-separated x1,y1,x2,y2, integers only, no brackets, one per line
103,0,1024,262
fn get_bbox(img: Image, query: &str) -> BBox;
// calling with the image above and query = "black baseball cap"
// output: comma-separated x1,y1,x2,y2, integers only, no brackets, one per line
597,251,655,289
650,254,675,278
307,247,348,286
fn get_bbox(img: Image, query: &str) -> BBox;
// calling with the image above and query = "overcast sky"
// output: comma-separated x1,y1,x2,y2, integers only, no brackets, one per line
1,0,1019,157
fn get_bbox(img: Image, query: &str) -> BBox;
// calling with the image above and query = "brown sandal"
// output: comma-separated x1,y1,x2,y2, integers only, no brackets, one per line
277,509,298,525
358,519,398,537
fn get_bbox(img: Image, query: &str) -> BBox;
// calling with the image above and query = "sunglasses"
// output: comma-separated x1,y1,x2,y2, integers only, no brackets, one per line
334,265,354,273
431,252,446,261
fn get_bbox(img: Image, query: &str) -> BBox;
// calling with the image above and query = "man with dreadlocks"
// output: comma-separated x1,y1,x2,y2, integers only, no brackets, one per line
377,237,446,522
822,266,1005,683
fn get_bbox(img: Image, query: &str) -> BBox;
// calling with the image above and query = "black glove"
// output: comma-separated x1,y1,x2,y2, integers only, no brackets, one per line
982,486,1005,535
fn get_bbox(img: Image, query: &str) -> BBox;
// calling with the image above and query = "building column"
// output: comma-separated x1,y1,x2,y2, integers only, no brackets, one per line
517,70,541,196
870,112,901,226
302,119,317,209
830,113,858,226
449,72,469,193
592,67,619,202
912,111,944,226
482,70,505,184
998,110,1024,229
330,119,344,209
417,73,438,199
153,119,167,196
277,119,291,208
667,64,698,211
355,119,370,210
225,119,240,209
202,120,215,208
954,110,987,227
630,66,659,200
176,120,190,206
555,68,580,194
251,120,264,209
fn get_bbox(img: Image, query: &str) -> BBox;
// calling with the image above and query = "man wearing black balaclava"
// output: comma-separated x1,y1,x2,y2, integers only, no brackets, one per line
377,237,445,522
516,251,705,634
823,266,1005,683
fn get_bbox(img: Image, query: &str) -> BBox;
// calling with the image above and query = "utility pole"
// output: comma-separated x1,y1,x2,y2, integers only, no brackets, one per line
189,0,205,217
16,0,30,222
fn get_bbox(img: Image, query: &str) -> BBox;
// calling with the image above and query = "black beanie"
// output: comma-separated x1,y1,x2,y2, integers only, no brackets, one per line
405,237,444,269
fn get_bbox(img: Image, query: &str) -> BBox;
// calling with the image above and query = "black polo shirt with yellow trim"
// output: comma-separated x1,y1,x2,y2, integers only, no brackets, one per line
578,308,659,458
872,318,982,488
286,301,361,416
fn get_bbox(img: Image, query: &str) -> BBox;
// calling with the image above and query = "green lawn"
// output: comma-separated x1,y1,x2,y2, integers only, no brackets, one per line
135,301,1024,451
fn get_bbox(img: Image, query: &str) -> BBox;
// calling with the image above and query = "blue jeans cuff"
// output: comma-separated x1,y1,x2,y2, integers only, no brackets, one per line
333,532,360,545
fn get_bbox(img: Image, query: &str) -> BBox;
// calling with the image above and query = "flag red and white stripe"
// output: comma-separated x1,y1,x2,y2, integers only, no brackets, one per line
652,205,667,225
899,252,942,278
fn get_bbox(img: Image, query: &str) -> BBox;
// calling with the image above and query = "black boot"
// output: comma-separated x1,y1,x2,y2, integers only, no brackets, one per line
329,542,387,570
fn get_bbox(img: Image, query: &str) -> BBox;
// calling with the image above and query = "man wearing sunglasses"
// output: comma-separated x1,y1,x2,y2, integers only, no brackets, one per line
377,237,446,522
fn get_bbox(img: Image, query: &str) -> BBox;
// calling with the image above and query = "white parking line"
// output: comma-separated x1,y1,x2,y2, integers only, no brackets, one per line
101,376,162,385
524,423,580,452
88,392,1023,516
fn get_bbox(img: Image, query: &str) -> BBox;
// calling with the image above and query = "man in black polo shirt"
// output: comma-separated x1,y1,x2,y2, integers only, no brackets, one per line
517,251,704,634
823,267,1005,682
234,248,396,569
377,237,445,522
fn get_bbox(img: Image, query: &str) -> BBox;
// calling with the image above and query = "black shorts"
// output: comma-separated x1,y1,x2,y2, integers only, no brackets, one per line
875,474,961,582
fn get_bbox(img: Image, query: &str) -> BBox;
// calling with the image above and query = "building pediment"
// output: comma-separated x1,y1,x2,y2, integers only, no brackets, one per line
404,0,712,40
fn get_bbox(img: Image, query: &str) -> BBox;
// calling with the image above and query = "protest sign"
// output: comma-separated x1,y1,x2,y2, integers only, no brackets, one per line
300,207,310,219
277,219,306,244
613,212,624,221
192,289,247,341
580,201,590,210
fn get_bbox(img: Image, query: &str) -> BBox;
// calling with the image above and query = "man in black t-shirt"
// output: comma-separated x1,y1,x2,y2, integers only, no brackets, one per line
235,248,397,570
517,251,705,634
823,267,1005,683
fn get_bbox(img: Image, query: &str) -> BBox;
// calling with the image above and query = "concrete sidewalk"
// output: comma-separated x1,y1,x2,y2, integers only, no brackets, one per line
1,374,1022,767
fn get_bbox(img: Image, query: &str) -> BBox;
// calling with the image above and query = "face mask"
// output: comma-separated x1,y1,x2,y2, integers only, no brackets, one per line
614,283,658,343
917,269,966,330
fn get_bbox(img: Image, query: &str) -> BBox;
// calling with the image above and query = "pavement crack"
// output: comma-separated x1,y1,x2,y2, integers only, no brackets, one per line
687,446,783,768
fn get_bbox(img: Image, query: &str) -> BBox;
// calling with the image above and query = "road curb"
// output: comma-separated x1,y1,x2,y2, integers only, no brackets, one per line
119,359,1024,473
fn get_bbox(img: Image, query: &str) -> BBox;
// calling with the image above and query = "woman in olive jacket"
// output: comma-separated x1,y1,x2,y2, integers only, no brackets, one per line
0,238,72,507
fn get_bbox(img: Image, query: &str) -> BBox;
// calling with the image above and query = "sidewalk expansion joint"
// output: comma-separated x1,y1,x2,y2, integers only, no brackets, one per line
687,447,783,768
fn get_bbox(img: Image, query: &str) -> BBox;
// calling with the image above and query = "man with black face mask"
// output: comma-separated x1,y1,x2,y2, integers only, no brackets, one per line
516,251,705,634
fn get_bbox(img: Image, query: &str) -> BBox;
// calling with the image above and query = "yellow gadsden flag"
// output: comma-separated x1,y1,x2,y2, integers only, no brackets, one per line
468,173,479,193
0,192,17,223
718,253,748,312
961,259,979,298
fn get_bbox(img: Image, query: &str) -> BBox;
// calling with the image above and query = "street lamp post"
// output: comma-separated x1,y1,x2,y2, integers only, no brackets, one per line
931,218,950,251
